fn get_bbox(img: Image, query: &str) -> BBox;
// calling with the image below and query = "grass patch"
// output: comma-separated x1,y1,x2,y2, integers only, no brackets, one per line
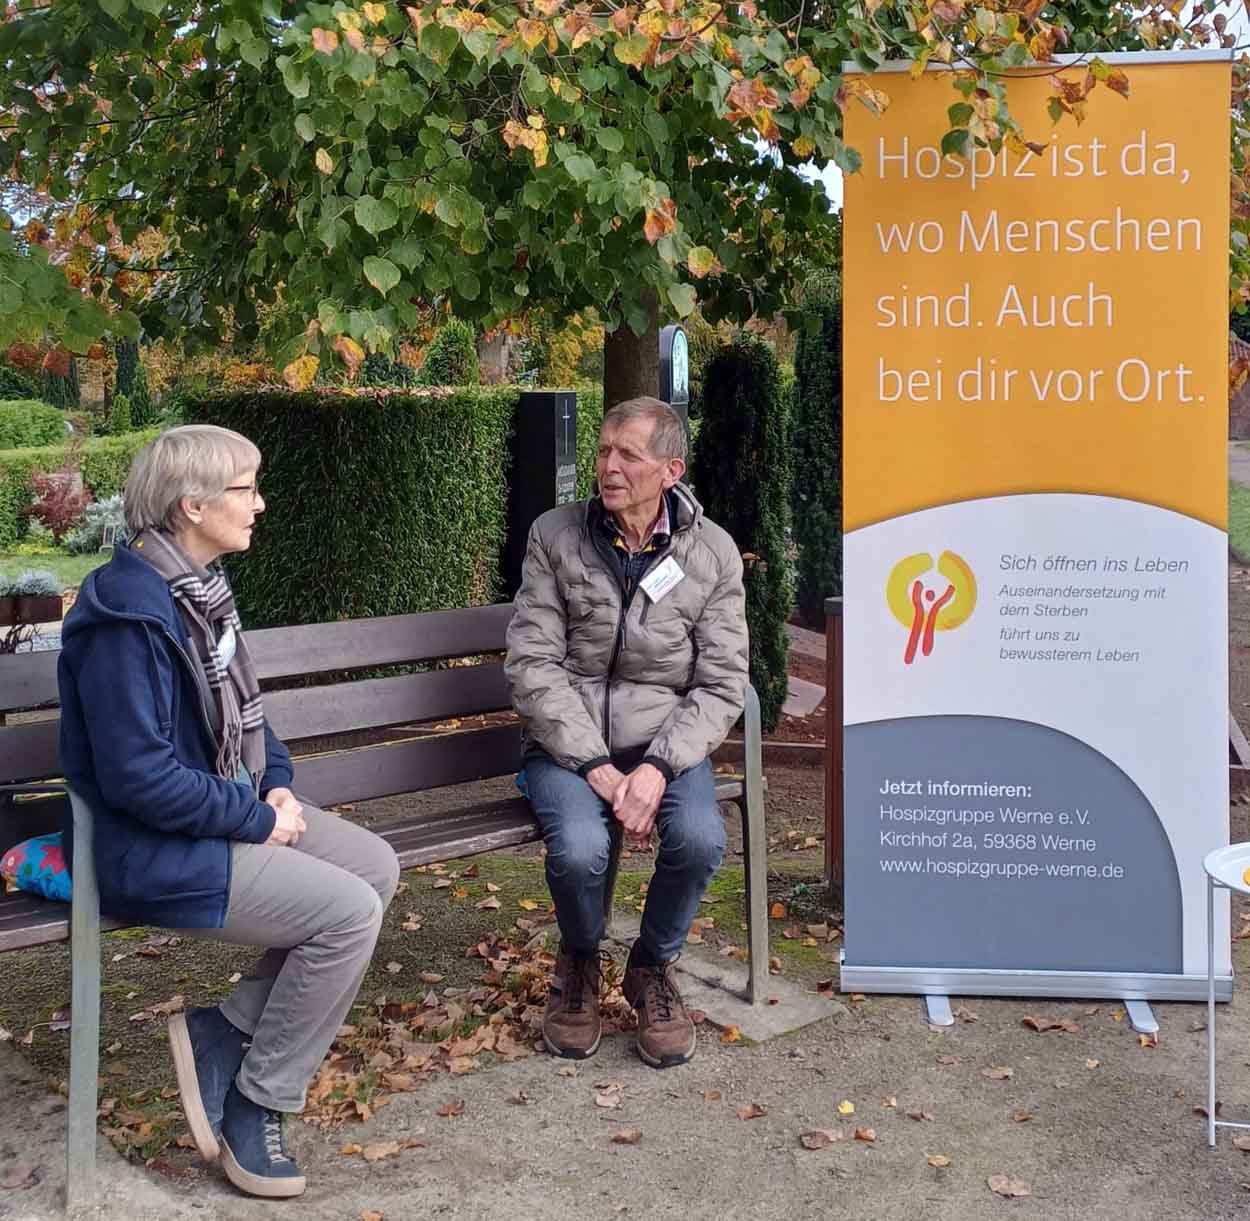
1232,479,1250,565
0,544,109,588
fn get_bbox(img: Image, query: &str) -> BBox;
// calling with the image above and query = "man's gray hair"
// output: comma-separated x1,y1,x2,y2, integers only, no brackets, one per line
601,396,688,463
124,424,262,534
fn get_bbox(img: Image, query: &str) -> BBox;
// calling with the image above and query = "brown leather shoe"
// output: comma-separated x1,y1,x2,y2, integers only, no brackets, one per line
623,954,696,1068
543,949,603,1059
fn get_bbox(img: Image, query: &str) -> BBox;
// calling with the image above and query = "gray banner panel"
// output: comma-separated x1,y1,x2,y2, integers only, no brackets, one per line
845,715,1182,975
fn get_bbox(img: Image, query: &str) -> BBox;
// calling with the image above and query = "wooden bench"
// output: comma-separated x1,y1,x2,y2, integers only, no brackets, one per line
0,602,768,1213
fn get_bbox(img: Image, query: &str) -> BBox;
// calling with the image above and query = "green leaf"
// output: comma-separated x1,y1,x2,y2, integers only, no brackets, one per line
363,255,401,295
354,195,400,236
667,283,697,317
99,0,127,19
940,129,971,158
564,154,596,183
295,113,316,143
595,127,624,153
240,37,271,69
454,269,481,301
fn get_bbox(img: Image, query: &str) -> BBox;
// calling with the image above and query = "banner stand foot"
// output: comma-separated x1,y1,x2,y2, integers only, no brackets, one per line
924,995,954,1027
1125,999,1159,1035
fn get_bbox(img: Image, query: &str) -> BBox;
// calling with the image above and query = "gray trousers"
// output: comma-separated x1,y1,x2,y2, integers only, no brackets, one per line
176,804,399,1113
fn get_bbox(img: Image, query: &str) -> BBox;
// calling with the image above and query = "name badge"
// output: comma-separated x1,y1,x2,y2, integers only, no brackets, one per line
640,556,685,603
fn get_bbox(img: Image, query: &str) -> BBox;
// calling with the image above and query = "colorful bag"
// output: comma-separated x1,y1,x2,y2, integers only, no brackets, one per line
0,832,71,903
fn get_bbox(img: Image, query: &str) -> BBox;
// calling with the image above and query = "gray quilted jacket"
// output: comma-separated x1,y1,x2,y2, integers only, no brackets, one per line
504,483,748,779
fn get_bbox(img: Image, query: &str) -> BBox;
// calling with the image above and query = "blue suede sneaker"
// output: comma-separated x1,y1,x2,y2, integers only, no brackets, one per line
168,1006,249,1162
220,1083,306,1199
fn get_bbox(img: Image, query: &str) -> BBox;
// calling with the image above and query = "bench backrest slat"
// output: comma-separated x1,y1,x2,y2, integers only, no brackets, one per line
0,652,59,715
293,724,524,807
265,664,511,743
247,604,514,681
0,720,60,785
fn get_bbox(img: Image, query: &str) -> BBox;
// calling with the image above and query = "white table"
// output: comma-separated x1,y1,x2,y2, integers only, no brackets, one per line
1204,843,1250,1148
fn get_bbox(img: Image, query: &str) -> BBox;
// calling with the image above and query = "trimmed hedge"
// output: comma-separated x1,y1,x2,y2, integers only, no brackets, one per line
692,335,794,733
418,320,479,387
183,389,518,628
791,281,842,628
575,385,605,497
0,400,68,450
0,366,42,402
0,430,158,549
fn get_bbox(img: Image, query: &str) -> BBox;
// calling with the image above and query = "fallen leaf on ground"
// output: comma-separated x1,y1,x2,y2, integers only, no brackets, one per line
1139,1033,1159,1048
339,1141,362,1155
837,1100,855,1116
721,1025,742,1044
1085,1059,1100,1070
799,1128,844,1149
981,1066,1014,1080
420,972,444,985
881,1096,897,1109
435,1099,465,1118
486,882,501,893
936,1055,959,1066
432,879,452,890
518,899,541,911
907,1109,934,1122
594,1083,624,1109
475,896,501,910
0,1162,37,1190
557,1065,578,1078
1195,1102,1223,1119
769,902,787,919
1022,1015,1080,1034
611,1128,643,1145
508,1090,532,1106
854,1127,876,1143
954,1007,979,1023
988,1175,1032,1199
850,993,866,1003
702,1090,722,1102
736,1103,768,1120
385,962,402,975
1233,1134,1250,1152
361,1212,384,1221
927,1154,951,1168
1013,1111,1033,1123
361,1141,402,1162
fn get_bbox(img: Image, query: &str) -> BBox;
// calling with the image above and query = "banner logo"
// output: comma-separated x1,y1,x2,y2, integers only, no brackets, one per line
886,551,977,664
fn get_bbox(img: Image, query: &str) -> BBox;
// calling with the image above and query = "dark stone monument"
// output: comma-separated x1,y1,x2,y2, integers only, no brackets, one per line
502,389,578,599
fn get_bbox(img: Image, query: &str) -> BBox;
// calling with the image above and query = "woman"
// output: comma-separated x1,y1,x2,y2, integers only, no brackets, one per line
58,425,399,1200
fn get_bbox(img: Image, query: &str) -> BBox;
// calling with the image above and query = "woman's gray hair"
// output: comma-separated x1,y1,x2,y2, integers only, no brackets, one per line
124,424,261,534
602,396,688,463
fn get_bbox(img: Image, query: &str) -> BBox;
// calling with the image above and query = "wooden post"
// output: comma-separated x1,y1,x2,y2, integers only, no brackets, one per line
824,597,843,896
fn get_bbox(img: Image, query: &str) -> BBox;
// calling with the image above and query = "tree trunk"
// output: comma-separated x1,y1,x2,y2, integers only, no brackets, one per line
602,289,659,408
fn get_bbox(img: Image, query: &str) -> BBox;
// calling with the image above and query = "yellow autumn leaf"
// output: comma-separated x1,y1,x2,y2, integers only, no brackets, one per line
517,17,548,48
792,134,815,159
837,1100,855,1116
362,1,387,22
549,76,563,96
333,335,365,376
282,355,320,392
527,112,545,129
315,148,334,174
335,9,362,31
686,246,718,279
311,27,339,54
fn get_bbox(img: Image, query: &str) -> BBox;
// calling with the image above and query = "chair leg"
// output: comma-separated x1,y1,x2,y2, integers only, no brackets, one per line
741,685,769,1005
602,820,624,941
66,790,99,1216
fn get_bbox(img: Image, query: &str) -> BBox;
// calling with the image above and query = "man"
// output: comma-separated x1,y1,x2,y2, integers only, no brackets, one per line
505,396,748,1068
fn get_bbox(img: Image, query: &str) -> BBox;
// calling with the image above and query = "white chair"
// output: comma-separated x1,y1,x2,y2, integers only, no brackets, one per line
1204,843,1250,1148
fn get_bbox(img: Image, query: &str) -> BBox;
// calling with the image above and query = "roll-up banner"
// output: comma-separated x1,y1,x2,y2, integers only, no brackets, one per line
842,51,1232,1000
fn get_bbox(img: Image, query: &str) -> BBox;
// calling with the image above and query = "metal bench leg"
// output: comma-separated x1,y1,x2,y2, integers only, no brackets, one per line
741,685,769,1005
603,820,624,941
66,790,99,1216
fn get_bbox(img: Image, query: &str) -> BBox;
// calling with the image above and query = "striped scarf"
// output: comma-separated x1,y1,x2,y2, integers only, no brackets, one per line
130,528,266,790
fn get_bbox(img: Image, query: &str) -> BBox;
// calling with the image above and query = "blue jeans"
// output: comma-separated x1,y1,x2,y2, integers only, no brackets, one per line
524,752,726,962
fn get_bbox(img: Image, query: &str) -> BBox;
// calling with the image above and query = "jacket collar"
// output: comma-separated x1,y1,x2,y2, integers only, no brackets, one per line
585,481,703,537
61,540,184,645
